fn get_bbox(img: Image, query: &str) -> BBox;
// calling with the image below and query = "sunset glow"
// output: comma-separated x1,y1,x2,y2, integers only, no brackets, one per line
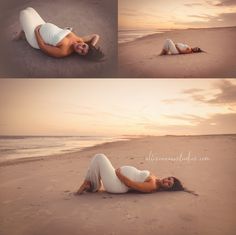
119,0,236,29
0,79,236,136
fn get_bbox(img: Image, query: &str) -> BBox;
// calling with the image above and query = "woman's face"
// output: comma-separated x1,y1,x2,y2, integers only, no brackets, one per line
192,47,201,53
161,177,174,189
74,42,89,56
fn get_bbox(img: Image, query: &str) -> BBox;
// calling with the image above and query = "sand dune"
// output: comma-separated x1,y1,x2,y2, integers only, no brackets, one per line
0,135,235,235
118,27,236,78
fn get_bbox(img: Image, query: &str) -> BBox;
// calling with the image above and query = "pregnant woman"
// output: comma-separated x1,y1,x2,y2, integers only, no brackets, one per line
75,154,198,196
160,39,204,55
16,7,104,60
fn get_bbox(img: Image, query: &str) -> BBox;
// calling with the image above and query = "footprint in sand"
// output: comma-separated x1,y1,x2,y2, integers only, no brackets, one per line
63,190,70,193
102,196,113,199
2,200,12,204
179,213,195,222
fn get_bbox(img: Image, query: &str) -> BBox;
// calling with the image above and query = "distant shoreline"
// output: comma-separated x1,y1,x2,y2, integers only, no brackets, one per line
118,29,169,44
0,135,131,164
119,26,236,45
1,133,235,167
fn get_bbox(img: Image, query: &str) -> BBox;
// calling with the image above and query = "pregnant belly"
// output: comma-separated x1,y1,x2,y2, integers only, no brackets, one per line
120,166,150,182
40,23,71,46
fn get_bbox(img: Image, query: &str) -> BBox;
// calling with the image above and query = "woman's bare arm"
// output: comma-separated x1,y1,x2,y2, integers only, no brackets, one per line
34,26,68,58
115,168,156,193
81,34,100,46
68,31,100,46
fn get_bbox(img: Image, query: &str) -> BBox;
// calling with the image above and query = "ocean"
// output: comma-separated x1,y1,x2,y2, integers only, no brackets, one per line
0,136,127,162
118,29,168,44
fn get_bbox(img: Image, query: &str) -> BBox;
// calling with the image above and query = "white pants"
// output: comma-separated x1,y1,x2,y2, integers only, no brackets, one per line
85,154,129,193
19,7,45,49
162,39,179,55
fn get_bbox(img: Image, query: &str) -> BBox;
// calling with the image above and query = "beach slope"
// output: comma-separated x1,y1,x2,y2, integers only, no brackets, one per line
118,27,236,78
0,135,236,235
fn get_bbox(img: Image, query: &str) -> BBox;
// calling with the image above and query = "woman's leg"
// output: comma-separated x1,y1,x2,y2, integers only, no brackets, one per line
19,7,45,49
161,39,179,55
76,154,128,194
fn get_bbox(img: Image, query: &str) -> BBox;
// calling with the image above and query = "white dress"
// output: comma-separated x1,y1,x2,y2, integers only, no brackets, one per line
162,39,191,54
84,154,150,193
39,23,71,46
175,43,190,51
19,7,71,49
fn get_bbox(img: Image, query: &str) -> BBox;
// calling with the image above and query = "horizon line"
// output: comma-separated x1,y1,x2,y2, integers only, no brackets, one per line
119,25,236,31
1,133,236,138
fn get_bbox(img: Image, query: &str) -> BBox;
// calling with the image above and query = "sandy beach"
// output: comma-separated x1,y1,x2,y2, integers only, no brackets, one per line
0,0,117,78
118,27,236,78
0,135,235,235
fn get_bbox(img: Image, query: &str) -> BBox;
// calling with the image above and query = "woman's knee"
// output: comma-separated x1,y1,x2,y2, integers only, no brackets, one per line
93,153,108,161
165,38,173,43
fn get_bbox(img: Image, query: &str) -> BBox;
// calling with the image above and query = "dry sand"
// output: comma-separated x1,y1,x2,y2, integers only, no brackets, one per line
0,0,117,78
118,27,236,78
0,135,236,235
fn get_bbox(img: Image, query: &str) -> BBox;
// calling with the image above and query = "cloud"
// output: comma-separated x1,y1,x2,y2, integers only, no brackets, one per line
163,114,205,122
161,89,205,104
187,12,236,27
161,98,186,104
184,3,203,7
120,7,160,18
214,0,236,6
214,12,236,24
195,112,236,133
188,14,212,19
174,5,236,28
187,80,236,105
182,88,205,94
139,112,236,134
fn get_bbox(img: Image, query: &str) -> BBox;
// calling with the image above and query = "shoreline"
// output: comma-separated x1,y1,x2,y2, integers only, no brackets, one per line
0,134,235,235
1,133,235,167
0,136,134,167
119,26,236,46
118,26,236,78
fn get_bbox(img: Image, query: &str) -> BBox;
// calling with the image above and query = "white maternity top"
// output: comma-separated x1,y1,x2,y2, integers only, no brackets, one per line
176,43,190,51
39,23,72,46
120,166,150,183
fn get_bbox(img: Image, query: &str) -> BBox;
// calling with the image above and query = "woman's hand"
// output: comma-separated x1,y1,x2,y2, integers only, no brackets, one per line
115,168,123,180
34,25,45,46
34,24,42,35
35,25,42,33
81,34,100,46
116,168,129,184
116,168,130,186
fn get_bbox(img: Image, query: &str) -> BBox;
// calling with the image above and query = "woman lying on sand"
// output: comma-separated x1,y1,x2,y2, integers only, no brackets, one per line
75,154,198,196
160,39,204,56
15,7,104,60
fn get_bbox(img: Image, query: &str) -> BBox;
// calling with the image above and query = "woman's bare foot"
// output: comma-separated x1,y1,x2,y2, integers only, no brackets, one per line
74,180,91,195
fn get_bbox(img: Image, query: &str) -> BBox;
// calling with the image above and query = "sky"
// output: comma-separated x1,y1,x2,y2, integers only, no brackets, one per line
119,0,236,29
0,79,236,136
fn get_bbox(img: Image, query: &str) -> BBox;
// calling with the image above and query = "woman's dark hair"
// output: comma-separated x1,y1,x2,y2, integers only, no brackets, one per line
192,47,205,53
84,44,105,61
166,176,199,196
